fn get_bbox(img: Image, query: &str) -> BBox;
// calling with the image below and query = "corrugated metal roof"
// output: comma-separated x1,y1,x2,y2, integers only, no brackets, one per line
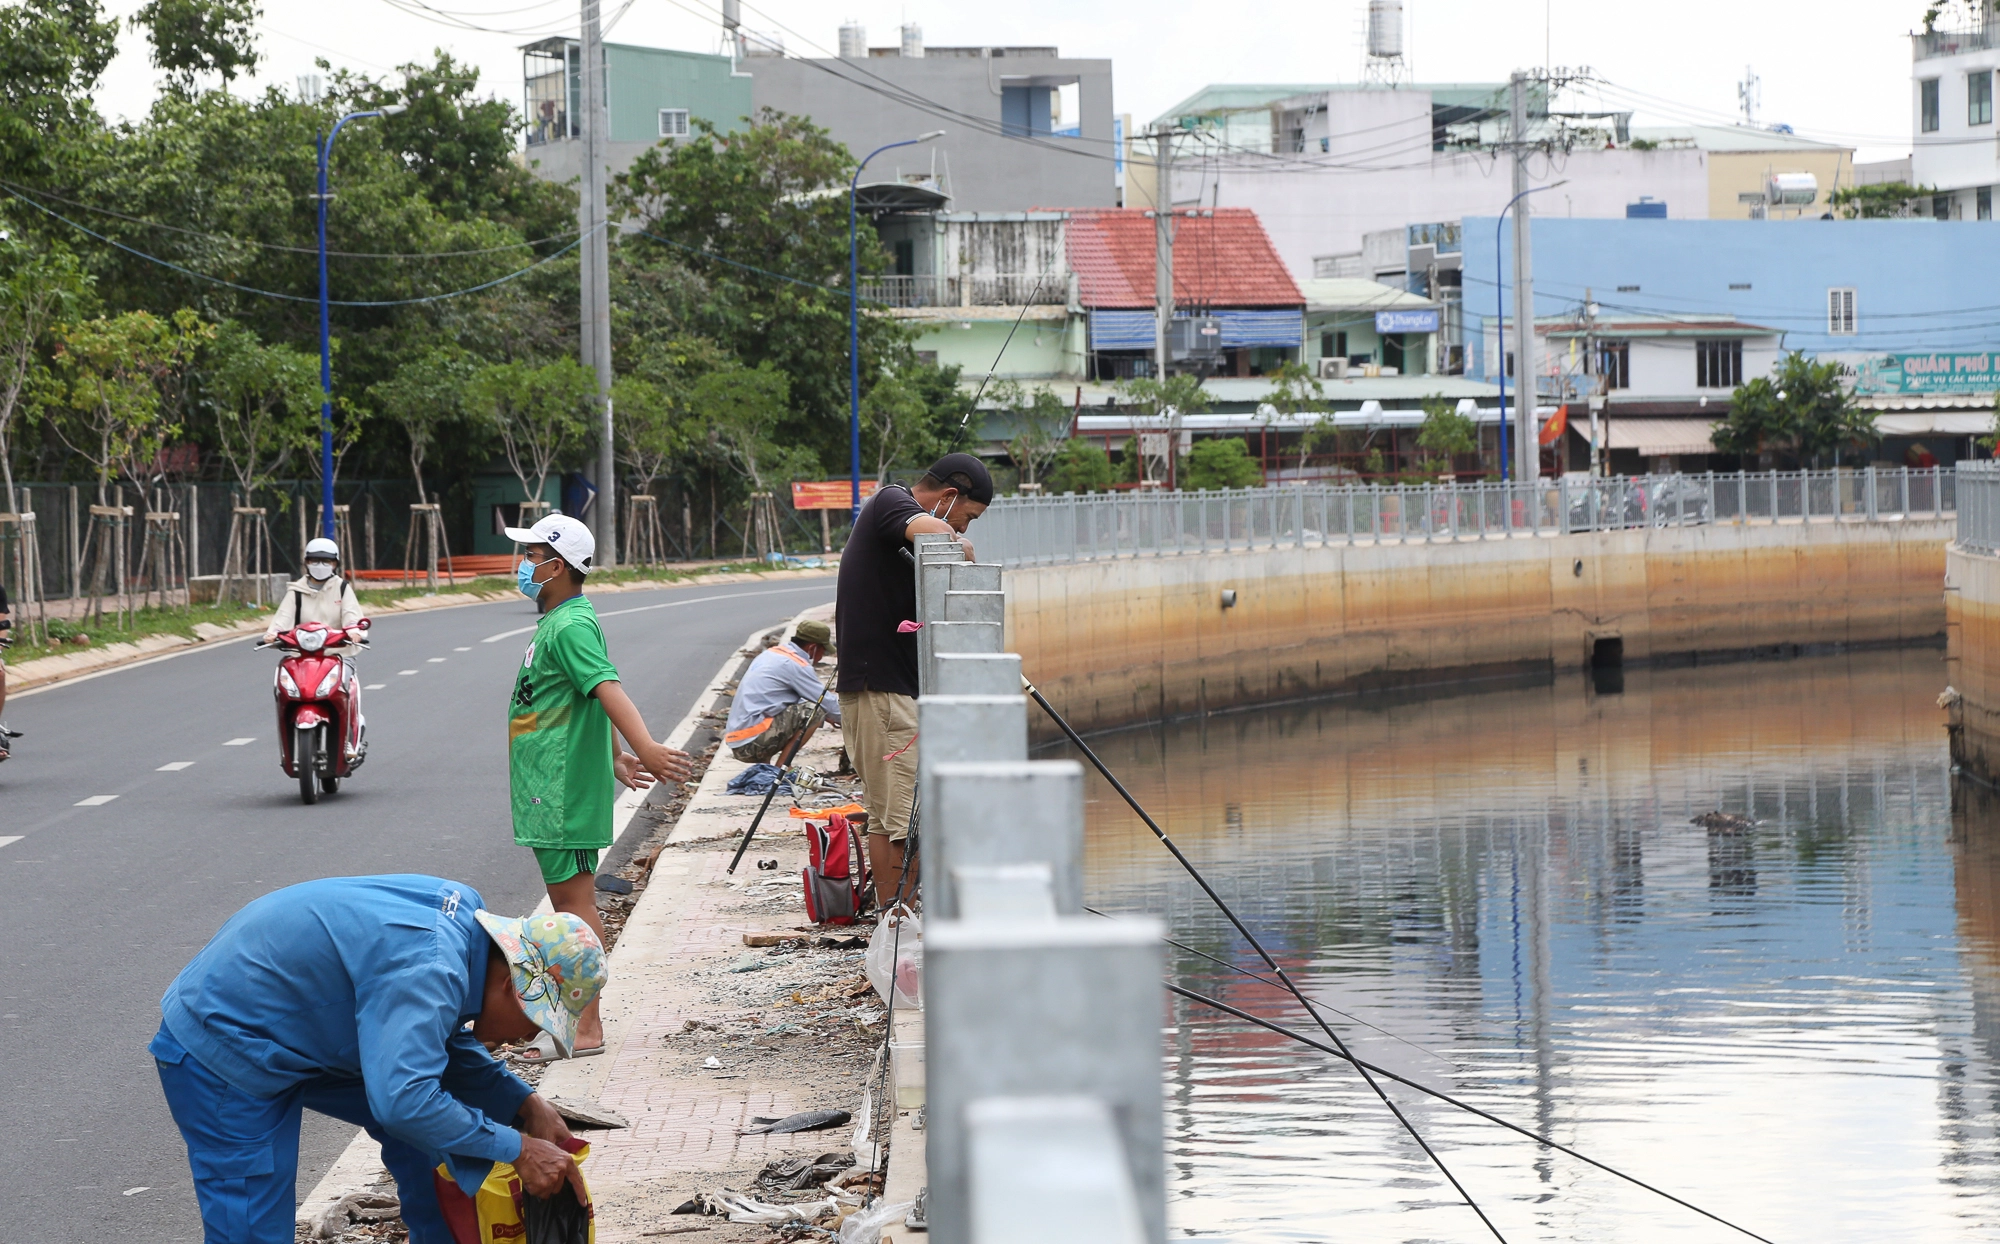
1059,208,1304,310
1299,278,1437,312
1604,417,1718,455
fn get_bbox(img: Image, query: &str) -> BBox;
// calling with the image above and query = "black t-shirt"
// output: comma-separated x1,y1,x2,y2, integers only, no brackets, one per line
835,484,926,697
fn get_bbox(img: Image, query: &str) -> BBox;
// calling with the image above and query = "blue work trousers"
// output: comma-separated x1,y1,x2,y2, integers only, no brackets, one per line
151,1023,506,1244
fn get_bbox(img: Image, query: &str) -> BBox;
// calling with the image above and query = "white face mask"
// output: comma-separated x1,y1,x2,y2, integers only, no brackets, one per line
930,494,958,523
307,562,335,582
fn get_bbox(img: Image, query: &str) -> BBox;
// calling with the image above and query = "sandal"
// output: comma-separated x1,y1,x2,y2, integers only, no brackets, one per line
512,1031,606,1063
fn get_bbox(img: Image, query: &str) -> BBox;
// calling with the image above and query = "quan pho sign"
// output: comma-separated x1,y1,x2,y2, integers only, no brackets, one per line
1856,351,2000,395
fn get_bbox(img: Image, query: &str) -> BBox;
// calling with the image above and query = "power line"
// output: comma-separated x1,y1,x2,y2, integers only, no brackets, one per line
2,184,592,307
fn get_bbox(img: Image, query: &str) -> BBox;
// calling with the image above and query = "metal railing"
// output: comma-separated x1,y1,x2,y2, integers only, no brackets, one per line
857,273,1067,308
977,468,1954,566
1916,26,2000,59
1956,461,2000,554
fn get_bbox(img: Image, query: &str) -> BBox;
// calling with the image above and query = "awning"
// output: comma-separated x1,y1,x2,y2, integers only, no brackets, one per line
1602,417,1718,456
1873,412,1992,436
1089,309,1305,351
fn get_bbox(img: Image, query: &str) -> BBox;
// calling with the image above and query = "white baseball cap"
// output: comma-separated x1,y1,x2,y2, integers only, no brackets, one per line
504,513,595,574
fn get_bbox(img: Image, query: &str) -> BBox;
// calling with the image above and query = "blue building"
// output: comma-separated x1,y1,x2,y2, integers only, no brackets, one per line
1463,218,2000,472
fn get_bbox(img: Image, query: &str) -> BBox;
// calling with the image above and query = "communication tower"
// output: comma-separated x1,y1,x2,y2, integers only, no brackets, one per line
1363,0,1411,85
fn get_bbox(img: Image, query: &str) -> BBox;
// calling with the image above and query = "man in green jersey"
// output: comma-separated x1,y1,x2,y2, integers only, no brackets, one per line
503,514,691,1059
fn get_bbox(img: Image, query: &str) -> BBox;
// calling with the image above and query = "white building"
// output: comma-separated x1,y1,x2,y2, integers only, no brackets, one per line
1911,16,2000,218
1152,83,1711,281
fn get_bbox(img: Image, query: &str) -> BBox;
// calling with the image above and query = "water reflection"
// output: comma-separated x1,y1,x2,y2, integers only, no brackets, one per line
1069,650,2000,1242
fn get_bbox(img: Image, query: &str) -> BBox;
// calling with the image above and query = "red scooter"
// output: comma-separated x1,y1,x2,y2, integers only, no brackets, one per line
260,618,370,804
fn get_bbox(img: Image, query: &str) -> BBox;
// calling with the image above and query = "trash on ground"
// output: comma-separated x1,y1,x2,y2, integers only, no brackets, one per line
742,1108,852,1135
726,764,796,796
727,953,769,973
838,1198,913,1244
313,1190,401,1239
671,1189,835,1225
594,874,635,895
754,1151,856,1191
703,1056,723,1069
544,1095,630,1129
756,858,780,871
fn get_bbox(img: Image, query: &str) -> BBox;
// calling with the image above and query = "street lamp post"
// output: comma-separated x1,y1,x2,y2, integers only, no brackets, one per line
1493,179,1563,483
849,131,944,520
317,104,405,539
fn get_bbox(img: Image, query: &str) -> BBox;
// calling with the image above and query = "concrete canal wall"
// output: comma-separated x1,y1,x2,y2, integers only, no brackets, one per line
1948,545,2000,779
1009,518,1953,738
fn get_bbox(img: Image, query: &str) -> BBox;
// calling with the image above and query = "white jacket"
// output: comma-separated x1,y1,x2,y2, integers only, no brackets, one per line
266,575,364,636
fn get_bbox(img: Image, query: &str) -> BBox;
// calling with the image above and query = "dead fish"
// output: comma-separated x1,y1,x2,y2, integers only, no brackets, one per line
1692,811,1756,833
742,1108,852,1135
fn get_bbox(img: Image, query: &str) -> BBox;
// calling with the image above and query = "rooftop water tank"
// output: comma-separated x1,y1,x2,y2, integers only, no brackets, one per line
1626,198,1668,219
1767,172,1818,206
901,23,923,58
1367,0,1404,59
838,21,866,60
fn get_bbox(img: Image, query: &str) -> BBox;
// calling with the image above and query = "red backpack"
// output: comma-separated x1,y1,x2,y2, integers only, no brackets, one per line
802,812,869,925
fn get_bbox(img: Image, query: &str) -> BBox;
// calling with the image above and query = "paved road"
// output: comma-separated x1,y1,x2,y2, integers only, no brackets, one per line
0,577,834,1244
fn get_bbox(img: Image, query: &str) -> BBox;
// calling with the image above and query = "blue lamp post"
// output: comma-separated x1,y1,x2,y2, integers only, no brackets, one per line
317,104,405,539
1493,179,1563,483
849,131,944,519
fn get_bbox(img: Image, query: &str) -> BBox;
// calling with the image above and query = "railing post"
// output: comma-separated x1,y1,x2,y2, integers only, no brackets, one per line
1865,466,1878,521
1936,465,1944,518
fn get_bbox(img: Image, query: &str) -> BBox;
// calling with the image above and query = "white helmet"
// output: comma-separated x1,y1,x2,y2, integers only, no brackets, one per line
305,537,341,560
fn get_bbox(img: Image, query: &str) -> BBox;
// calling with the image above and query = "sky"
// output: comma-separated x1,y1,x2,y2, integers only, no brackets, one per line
86,0,1926,164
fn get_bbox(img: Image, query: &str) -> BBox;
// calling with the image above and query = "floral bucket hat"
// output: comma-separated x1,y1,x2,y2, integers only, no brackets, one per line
474,910,607,1057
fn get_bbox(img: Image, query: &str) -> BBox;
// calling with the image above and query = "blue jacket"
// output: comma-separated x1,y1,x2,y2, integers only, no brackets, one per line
157,875,532,1173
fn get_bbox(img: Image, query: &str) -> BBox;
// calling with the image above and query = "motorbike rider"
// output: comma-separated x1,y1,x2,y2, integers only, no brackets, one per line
264,536,368,760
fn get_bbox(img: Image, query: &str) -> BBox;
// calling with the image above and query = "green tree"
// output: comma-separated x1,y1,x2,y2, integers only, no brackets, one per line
0,0,118,182
1117,374,1209,483
204,319,317,499
1262,360,1325,477
0,232,92,512
996,383,1071,488
1713,351,1878,468
47,309,209,504
862,375,928,481
612,373,688,500
695,363,799,492
1415,394,1479,476
132,0,260,89
614,112,909,470
1181,437,1262,491
368,345,478,503
1828,182,1932,219
472,357,596,509
1042,436,1114,495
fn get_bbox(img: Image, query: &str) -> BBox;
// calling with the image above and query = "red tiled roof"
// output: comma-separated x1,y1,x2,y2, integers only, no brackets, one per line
1055,207,1304,310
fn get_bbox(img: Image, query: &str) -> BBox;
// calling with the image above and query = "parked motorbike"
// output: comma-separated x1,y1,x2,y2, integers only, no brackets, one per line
259,618,370,804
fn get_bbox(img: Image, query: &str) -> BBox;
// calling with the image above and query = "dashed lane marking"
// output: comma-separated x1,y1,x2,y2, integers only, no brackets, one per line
223,737,254,746
0,837,21,850
157,762,194,771
398,670,418,676
478,584,833,644
364,683,386,690
75,795,118,807
427,657,446,663
454,647,470,652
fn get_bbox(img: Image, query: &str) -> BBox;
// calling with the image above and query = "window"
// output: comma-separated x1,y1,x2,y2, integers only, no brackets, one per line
658,108,689,139
1975,72,1994,125
1595,341,1631,389
1936,192,1956,220
1983,186,1994,220
1696,339,1743,389
1922,77,1941,132
1828,287,1857,335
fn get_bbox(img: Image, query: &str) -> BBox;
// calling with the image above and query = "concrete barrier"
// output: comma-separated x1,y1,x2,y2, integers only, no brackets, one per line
1009,518,1952,737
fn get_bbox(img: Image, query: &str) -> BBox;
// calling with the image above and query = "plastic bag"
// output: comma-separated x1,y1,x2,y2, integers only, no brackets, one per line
864,906,922,1010
839,1199,914,1244
434,1140,593,1244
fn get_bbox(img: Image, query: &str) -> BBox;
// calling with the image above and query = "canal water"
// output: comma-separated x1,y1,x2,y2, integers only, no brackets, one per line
1072,649,2000,1242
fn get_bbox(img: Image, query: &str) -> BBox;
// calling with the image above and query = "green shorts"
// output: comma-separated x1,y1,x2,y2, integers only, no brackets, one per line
533,847,599,885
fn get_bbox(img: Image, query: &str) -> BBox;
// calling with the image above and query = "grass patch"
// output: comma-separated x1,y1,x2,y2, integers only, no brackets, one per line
4,599,269,664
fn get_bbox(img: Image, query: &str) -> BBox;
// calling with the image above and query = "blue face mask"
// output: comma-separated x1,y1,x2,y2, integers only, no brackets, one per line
517,557,548,600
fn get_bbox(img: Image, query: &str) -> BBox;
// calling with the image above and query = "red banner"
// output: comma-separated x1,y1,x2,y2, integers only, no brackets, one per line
790,480,880,510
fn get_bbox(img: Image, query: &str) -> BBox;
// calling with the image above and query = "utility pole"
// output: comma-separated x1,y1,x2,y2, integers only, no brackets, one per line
1153,125,1176,489
1584,286,1603,477
580,0,617,564
1509,71,1540,483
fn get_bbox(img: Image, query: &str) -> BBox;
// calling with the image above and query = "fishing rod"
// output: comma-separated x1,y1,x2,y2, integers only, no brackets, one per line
947,277,1047,452
1023,675,1507,1243
1166,981,1773,1243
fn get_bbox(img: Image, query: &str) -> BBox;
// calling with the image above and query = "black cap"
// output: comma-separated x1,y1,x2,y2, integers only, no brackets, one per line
923,452,995,505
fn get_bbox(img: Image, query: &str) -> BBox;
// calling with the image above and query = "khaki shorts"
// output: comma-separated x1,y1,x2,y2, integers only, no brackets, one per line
840,689,917,841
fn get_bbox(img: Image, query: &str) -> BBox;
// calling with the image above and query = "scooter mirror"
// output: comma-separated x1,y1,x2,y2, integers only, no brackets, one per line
355,617,371,631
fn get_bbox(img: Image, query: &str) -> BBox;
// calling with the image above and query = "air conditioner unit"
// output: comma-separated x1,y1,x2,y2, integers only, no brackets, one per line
1317,357,1349,379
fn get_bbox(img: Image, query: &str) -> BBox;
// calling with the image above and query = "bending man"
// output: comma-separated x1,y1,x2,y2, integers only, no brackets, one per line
151,874,602,1243
723,619,840,765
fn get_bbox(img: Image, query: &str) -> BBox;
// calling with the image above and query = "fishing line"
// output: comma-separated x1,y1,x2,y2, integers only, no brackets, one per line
948,277,1048,452
1023,675,1508,1243
1167,982,1773,1243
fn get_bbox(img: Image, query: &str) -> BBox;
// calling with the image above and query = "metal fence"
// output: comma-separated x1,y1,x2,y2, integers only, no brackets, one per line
1956,462,2000,555
979,468,1955,566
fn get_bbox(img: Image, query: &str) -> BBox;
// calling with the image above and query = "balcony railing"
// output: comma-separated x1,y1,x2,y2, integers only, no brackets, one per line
858,273,1067,309
1916,26,2000,59
977,468,1954,566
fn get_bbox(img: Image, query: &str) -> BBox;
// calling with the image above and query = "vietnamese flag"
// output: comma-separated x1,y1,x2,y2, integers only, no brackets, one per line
1538,404,1569,446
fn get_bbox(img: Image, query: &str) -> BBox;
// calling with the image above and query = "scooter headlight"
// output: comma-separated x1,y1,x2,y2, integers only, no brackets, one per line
314,667,342,698
277,666,300,697
296,628,326,653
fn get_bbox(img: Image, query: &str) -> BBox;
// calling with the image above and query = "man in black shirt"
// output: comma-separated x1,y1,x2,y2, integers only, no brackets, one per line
835,452,992,906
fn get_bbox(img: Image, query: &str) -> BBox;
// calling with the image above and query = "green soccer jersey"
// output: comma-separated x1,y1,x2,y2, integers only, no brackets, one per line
508,594,620,848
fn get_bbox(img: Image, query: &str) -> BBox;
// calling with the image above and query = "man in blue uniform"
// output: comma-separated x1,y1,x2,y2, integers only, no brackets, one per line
150,875,605,1242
